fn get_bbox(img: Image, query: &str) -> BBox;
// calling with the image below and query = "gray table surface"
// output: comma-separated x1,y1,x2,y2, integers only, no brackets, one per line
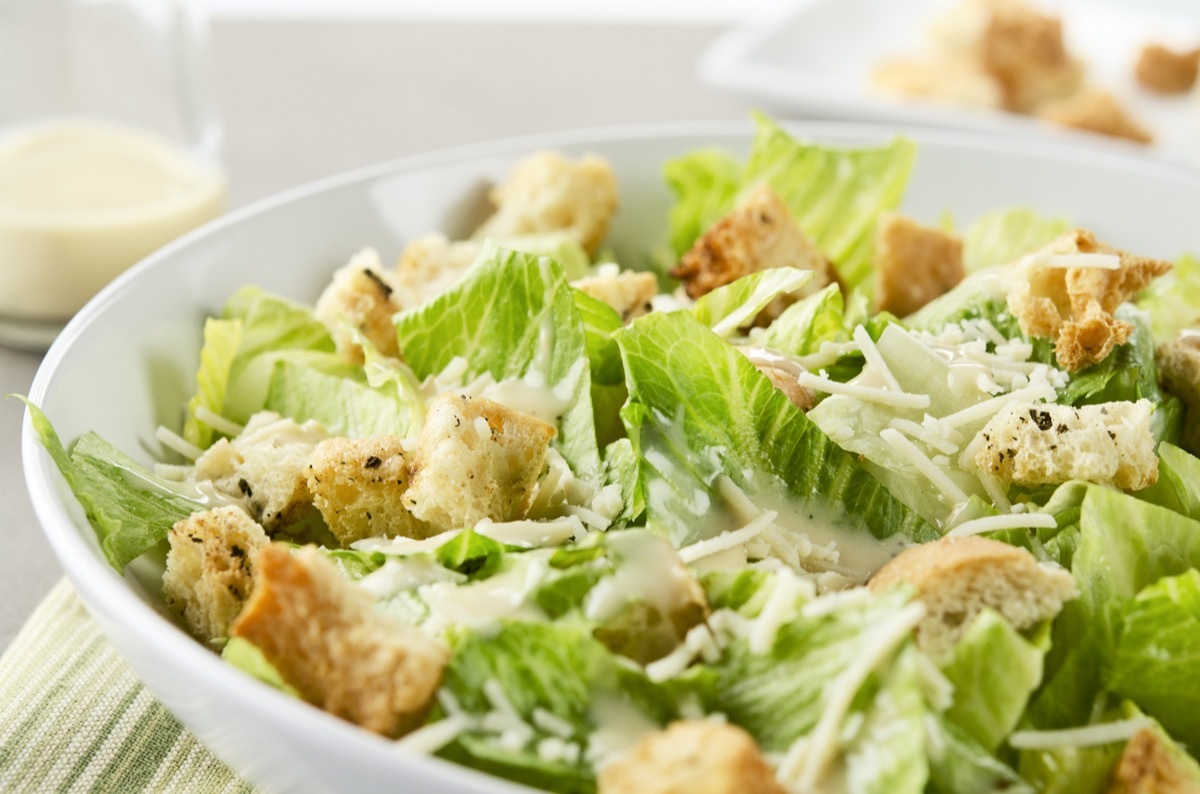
0,19,752,651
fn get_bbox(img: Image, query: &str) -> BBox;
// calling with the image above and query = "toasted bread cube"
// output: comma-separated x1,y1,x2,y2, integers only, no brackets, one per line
869,535,1076,660
598,721,784,794
473,150,618,255
163,506,269,642
1108,727,1200,794
1004,229,1172,371
671,184,839,304
1134,44,1200,95
193,412,329,532
315,249,402,363
1037,89,1154,145
392,234,483,310
874,212,965,317
403,394,556,532
1158,334,1200,455
306,435,432,546
979,2,1083,113
572,266,659,322
973,400,1158,491
231,545,448,737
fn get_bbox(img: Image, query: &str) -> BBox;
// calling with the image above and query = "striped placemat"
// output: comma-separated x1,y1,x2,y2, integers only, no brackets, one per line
0,579,255,793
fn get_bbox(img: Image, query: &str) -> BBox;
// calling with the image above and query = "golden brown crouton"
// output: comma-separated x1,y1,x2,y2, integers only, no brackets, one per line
874,212,965,317
1158,334,1200,454
978,1,1083,113
572,266,659,322
598,721,784,794
391,234,483,310
403,393,557,533
1134,44,1200,95
869,535,1076,660
1004,229,1172,371
974,400,1158,491
314,249,402,363
193,412,329,533
231,545,448,737
473,150,618,255
1037,89,1154,145
671,184,840,305
163,506,269,642
1108,727,1200,794
306,435,433,546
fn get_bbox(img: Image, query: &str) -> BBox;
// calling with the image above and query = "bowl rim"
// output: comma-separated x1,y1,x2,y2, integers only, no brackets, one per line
20,117,1200,791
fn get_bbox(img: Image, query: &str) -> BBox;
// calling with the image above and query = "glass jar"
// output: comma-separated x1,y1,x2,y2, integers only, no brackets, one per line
0,0,226,350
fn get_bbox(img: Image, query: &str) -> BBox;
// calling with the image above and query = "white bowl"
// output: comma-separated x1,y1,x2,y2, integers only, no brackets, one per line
22,121,1200,793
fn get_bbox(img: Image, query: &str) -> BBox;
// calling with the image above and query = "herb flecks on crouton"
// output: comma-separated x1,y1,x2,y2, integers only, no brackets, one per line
403,393,557,533
307,435,433,546
231,545,448,738
163,505,269,642
315,248,402,364
973,399,1158,491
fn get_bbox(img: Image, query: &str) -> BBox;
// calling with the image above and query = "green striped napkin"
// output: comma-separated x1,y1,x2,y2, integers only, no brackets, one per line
0,579,255,793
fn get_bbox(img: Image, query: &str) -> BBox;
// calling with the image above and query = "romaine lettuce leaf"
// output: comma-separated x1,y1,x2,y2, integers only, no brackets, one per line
262,357,414,438
616,311,937,549
926,715,1032,794
663,148,743,260
689,268,813,338
395,244,602,483
22,399,203,571
753,282,847,357
1136,442,1200,522
1137,253,1200,344
222,637,298,696
961,207,1069,273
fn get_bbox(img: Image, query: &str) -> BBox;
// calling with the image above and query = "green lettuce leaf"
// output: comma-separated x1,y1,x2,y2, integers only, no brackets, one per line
926,715,1032,794
1138,443,1200,521
1109,569,1200,749
616,311,937,549
182,317,241,449
22,399,202,571
663,148,743,259
395,243,601,483
435,528,505,580
262,357,413,438
222,637,298,696
941,610,1047,752
1137,253,1200,344
689,268,813,338
961,207,1069,273
753,282,847,357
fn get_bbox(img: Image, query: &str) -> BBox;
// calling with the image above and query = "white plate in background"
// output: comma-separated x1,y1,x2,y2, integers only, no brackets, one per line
700,0,1200,166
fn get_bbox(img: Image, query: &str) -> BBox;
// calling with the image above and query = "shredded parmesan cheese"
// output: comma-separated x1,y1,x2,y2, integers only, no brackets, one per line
155,425,203,461
678,511,777,563
1009,718,1152,749
947,512,1057,537
796,371,931,409
880,428,969,506
853,325,903,392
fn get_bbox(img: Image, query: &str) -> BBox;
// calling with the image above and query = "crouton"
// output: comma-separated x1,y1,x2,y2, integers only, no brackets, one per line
1134,44,1200,95
231,545,448,737
671,184,840,306
314,249,402,363
1157,334,1200,454
193,412,329,532
1003,229,1172,371
473,150,618,255
874,212,965,317
403,393,557,532
391,234,483,309
598,721,784,794
978,1,1083,113
872,56,1004,108
869,535,1076,660
973,399,1158,491
1037,89,1154,145
740,348,815,411
306,435,432,546
1108,727,1200,794
572,265,659,322
163,506,269,642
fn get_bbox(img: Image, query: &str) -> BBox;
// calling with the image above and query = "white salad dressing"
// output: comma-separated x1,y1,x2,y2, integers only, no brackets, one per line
0,119,226,319
583,531,697,624
418,552,552,634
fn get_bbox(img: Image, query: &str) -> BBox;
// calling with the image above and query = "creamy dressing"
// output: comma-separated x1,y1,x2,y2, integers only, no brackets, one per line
583,531,695,623
358,556,465,599
418,553,550,634
0,119,226,319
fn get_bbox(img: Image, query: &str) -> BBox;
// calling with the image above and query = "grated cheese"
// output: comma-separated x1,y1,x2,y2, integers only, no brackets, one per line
947,512,1057,537
532,708,576,740
749,572,808,655
677,511,777,563
938,381,1056,429
193,406,245,438
796,372,931,410
155,425,203,461
393,715,472,755
888,417,960,456
1009,718,1152,749
880,428,969,506
853,325,903,392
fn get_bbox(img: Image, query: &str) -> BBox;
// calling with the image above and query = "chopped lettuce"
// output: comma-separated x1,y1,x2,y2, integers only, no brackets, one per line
22,399,202,571
689,268,813,337
961,207,1069,273
262,357,415,438
1137,442,1200,522
1137,253,1200,344
222,637,298,697
616,311,937,549
435,528,505,581
395,243,602,483
753,282,847,357
664,114,916,295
